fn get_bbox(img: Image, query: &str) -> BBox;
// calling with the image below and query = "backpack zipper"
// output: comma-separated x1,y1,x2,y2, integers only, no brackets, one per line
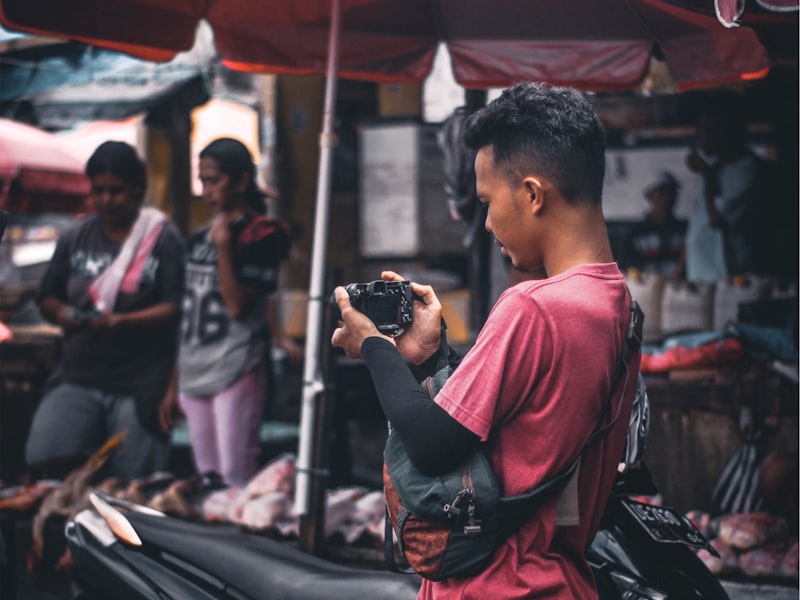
462,466,482,536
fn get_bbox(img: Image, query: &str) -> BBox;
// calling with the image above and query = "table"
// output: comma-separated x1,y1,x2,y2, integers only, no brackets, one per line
0,326,62,484
643,366,798,513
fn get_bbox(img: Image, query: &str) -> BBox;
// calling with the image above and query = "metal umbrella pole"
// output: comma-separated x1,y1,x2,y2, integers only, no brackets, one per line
294,0,341,526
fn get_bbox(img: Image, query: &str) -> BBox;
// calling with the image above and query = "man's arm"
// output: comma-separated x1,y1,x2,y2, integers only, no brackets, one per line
687,150,723,228
361,337,479,475
331,286,478,475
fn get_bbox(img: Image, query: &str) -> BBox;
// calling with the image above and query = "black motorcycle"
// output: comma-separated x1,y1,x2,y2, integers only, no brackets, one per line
64,375,727,600
62,468,727,600
66,491,421,600
589,463,728,600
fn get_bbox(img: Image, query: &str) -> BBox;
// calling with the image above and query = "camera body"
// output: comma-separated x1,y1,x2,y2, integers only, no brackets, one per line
342,280,414,337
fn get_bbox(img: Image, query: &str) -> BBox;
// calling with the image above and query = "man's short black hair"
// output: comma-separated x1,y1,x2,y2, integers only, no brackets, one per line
462,82,606,205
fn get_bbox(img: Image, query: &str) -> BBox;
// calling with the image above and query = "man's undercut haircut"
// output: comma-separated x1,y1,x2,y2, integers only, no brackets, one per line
462,82,606,205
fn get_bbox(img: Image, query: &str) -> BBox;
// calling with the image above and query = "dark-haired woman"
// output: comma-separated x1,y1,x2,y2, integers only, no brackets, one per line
167,138,295,487
25,141,185,478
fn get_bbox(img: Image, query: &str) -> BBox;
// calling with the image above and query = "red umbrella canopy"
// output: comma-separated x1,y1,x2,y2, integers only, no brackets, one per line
0,0,775,91
0,118,89,198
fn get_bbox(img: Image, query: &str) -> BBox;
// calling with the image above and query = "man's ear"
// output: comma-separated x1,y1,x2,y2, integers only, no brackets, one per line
523,176,546,215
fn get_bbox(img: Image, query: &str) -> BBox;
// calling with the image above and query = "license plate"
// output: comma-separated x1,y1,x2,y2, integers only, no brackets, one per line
621,499,711,551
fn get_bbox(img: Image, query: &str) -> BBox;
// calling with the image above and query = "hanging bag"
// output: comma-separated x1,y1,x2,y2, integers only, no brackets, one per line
383,298,643,581
712,433,766,515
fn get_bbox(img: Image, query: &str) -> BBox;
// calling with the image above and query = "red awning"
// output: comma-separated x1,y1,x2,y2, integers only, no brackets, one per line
0,0,778,91
0,118,89,199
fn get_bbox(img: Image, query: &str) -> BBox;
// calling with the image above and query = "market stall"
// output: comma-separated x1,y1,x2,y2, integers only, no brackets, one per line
0,324,61,484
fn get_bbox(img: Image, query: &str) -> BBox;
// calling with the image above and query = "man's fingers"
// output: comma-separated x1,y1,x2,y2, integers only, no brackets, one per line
380,271,439,308
333,286,353,313
411,282,440,308
331,326,343,348
381,270,405,282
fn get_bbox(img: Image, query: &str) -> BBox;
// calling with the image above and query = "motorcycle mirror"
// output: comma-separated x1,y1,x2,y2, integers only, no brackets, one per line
89,492,145,547
92,490,166,517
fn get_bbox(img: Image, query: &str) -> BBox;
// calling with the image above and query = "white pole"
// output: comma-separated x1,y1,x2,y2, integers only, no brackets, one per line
294,0,341,517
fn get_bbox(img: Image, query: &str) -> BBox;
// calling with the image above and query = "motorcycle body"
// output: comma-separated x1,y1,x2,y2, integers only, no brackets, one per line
588,464,729,600
66,493,421,600
64,468,726,600
588,374,728,600
65,376,726,599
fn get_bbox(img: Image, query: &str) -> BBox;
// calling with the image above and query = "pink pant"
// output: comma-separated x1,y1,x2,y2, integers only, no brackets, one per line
179,367,265,487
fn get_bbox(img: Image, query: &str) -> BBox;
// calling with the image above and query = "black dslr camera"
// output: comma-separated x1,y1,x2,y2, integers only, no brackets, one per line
335,280,414,337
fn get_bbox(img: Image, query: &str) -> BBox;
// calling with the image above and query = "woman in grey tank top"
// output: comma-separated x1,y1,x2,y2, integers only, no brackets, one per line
164,138,295,487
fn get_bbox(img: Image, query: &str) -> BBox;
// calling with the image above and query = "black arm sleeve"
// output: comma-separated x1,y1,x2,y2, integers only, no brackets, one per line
361,337,479,475
408,341,463,382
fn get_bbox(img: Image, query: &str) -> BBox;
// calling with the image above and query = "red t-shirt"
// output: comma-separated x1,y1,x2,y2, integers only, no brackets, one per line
421,263,639,600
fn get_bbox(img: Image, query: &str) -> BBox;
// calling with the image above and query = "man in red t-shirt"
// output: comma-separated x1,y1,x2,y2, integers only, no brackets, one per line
332,82,639,598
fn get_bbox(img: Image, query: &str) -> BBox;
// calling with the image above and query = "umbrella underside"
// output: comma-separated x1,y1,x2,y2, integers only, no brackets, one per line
0,0,780,91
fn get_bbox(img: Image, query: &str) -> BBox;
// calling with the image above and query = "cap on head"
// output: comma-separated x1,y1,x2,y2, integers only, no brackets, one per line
645,171,679,198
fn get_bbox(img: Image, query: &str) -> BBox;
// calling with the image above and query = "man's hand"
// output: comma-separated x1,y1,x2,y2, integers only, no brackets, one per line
686,149,710,175
330,287,393,359
381,271,442,365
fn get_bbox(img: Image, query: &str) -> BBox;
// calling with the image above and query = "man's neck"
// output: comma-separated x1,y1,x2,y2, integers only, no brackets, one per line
543,209,614,277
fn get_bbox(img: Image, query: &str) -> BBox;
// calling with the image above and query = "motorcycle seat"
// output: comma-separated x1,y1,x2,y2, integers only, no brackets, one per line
124,511,420,599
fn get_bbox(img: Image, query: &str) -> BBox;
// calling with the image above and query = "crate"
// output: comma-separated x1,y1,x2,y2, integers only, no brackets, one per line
278,289,308,341
359,121,466,258
439,289,471,345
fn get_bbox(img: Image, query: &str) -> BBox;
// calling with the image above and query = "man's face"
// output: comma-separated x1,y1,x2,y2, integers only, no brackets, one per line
697,113,725,157
647,186,676,224
475,146,541,271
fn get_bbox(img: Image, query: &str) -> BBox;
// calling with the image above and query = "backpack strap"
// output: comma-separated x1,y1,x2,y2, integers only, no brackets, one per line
497,296,643,538
384,507,408,573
